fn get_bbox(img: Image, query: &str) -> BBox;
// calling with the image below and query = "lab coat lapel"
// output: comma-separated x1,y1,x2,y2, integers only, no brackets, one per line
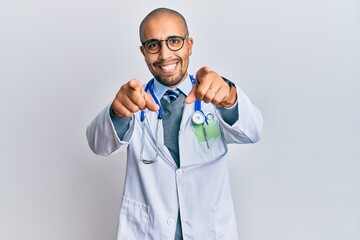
178,103,194,167
158,120,178,168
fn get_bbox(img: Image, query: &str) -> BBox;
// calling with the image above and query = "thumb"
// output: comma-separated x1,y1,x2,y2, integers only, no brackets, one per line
144,92,159,112
196,66,212,82
184,85,197,104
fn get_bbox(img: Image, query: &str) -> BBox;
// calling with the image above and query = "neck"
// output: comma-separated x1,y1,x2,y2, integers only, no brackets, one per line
169,72,188,88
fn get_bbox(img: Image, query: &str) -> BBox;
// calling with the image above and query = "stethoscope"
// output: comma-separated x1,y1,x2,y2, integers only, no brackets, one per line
139,75,208,164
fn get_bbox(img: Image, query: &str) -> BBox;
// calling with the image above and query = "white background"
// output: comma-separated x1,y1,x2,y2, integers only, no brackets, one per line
1,0,359,239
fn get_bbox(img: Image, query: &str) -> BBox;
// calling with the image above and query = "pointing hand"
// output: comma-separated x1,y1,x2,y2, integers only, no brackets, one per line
185,67,235,107
111,79,159,118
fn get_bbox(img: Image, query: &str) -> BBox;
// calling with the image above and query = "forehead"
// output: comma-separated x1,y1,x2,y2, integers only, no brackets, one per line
142,14,186,40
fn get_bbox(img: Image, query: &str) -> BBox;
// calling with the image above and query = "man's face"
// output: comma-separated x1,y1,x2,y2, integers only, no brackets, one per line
140,14,193,87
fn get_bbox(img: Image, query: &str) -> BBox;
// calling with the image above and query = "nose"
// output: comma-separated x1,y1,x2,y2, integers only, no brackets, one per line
158,41,172,59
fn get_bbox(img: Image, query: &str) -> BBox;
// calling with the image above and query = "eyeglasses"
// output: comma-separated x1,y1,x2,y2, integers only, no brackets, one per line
142,35,188,54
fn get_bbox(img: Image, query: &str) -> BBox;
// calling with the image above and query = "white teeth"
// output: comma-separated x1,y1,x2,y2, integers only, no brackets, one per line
160,63,176,70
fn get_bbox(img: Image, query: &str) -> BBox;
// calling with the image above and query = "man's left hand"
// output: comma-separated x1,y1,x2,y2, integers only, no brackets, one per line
185,66,236,107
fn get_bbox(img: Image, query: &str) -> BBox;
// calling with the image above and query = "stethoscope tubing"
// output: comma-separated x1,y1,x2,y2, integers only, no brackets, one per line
139,75,208,164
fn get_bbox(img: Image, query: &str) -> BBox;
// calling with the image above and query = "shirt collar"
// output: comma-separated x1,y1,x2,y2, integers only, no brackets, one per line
152,74,194,100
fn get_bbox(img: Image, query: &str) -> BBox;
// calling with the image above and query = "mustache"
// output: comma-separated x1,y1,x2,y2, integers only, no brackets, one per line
153,58,181,66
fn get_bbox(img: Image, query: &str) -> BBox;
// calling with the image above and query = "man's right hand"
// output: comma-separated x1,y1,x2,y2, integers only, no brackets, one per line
111,79,159,118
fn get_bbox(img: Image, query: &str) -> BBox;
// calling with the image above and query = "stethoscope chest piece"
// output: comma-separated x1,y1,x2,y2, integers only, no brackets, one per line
192,111,205,125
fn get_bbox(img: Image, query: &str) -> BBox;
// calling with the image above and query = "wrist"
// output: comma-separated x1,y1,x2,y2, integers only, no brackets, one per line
218,77,237,108
218,86,237,108
110,105,124,118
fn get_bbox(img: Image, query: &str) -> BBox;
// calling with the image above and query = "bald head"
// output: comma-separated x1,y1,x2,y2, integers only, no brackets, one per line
139,8,189,43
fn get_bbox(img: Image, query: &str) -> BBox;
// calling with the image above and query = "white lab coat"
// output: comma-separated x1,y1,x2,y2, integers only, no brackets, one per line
86,86,263,240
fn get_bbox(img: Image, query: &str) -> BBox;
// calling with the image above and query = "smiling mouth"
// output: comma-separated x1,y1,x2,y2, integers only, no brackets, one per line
157,62,178,73
160,63,177,70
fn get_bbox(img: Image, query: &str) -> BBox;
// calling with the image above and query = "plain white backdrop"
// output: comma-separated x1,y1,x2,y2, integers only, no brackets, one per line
1,0,359,239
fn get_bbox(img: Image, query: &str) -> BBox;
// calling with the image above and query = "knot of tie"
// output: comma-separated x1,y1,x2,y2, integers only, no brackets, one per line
163,88,181,102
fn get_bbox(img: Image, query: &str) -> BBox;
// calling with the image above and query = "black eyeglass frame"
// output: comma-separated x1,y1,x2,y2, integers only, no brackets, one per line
141,35,189,54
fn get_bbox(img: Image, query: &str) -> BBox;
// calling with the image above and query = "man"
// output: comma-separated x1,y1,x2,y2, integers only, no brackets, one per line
86,7,263,240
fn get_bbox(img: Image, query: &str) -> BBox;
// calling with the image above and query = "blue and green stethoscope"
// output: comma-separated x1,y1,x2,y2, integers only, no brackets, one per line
140,75,210,164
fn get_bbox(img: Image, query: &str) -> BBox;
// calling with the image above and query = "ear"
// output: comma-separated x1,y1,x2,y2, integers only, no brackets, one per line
187,38,194,56
140,46,146,56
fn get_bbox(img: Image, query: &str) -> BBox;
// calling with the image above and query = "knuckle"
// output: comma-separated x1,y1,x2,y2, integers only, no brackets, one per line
120,84,128,92
202,94,212,103
130,105,140,113
122,112,133,118
212,96,222,105
135,97,146,109
197,87,207,97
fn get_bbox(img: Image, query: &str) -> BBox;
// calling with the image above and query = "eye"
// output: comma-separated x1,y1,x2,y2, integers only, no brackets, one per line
146,40,161,50
169,37,180,45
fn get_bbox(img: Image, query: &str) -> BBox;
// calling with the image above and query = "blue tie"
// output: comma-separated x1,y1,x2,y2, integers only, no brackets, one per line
163,88,181,102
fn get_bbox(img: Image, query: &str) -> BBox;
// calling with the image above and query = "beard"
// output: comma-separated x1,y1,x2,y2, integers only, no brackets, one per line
153,71,186,87
149,58,189,87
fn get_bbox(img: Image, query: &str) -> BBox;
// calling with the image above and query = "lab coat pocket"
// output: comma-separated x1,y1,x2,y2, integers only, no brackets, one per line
190,115,227,162
117,196,150,240
213,199,238,240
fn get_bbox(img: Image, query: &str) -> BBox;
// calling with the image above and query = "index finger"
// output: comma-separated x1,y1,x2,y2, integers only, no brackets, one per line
196,66,212,82
128,79,143,91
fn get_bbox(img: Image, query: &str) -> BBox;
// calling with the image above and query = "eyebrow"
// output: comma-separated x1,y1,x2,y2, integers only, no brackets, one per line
142,35,184,44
